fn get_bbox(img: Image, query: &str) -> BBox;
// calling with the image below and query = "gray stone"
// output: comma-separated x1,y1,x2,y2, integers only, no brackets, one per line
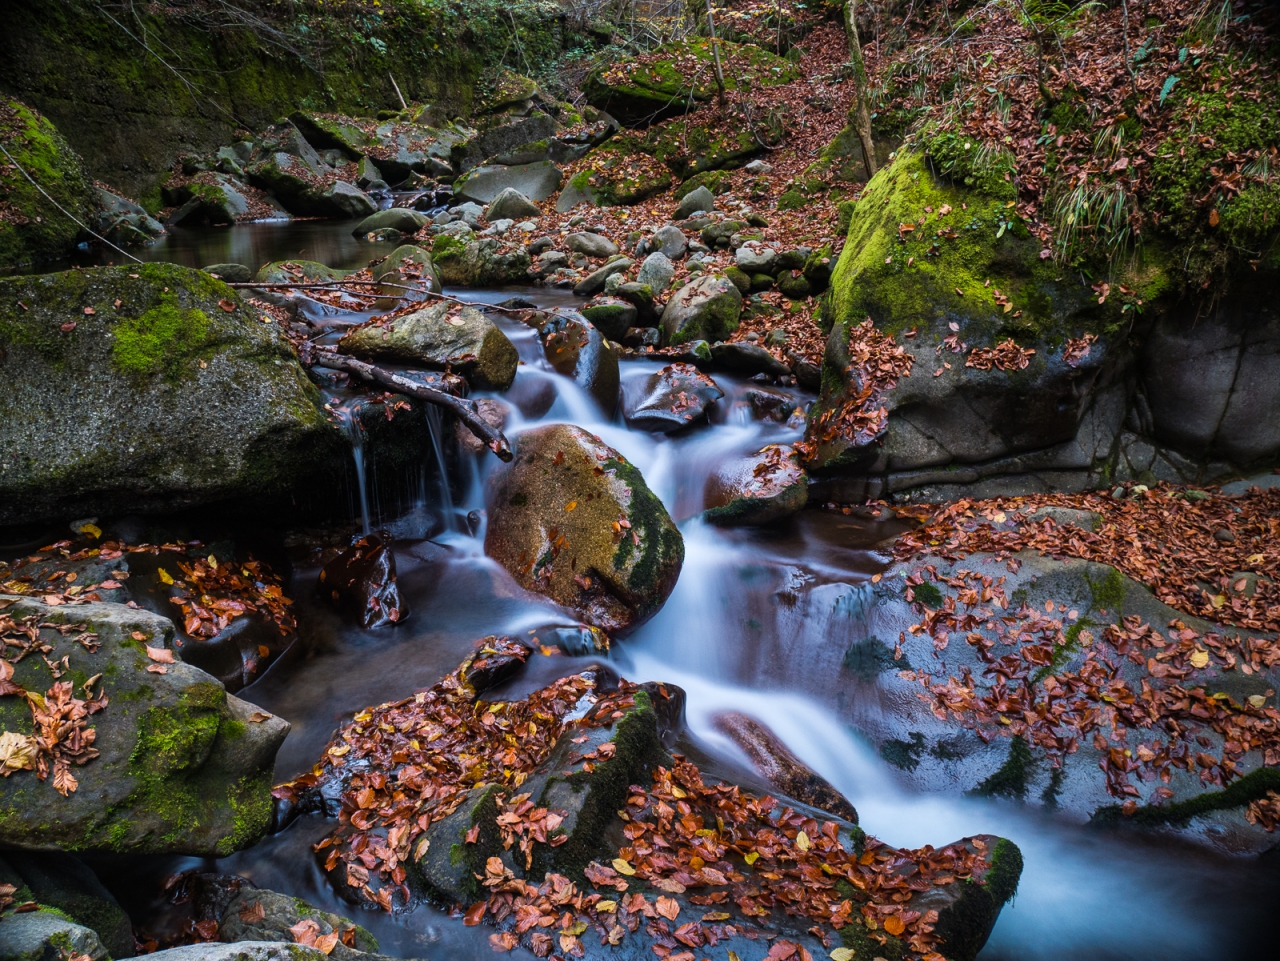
453,162,564,204
744,159,774,174
660,274,743,345
649,225,688,259
710,341,791,376
735,243,778,275
355,156,383,188
450,113,560,171
432,237,532,287
2,851,133,958
202,263,252,283
0,264,339,524
484,187,541,221
351,208,429,237
142,945,330,961
371,244,442,309
166,177,250,228
674,185,716,219
448,202,485,227
218,888,380,961
565,231,619,259
339,301,518,390
0,909,107,961
94,187,165,245
580,298,638,340
622,362,724,433
703,445,808,526
323,181,377,218
637,251,675,291
573,258,632,297
0,596,289,855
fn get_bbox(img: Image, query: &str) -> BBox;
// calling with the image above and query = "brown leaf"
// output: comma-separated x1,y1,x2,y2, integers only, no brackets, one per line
238,900,266,923
464,901,488,926
219,299,237,313
655,896,680,920
146,646,176,663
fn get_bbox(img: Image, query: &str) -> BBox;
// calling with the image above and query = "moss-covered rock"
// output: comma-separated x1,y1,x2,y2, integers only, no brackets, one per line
484,424,683,633
703,444,808,526
0,907,107,961
557,138,673,210
0,596,288,856
370,244,441,310
0,99,97,268
217,888,380,960
660,274,743,344
1,852,133,958
339,301,517,391
0,263,342,525
642,109,786,179
430,236,531,287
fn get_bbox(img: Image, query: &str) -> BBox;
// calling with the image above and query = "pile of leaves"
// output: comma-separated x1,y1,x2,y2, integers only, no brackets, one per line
162,554,296,638
0,606,107,796
796,319,914,461
893,484,1280,635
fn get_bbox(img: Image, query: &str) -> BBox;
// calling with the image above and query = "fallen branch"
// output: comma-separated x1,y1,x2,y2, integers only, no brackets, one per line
308,348,513,462
225,280,534,315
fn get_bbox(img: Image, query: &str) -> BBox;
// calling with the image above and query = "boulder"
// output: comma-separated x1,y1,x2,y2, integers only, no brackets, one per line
736,243,777,275
563,231,617,259
554,138,672,211
217,888,381,961
430,235,532,287
636,251,675,293
318,531,407,629
579,298,637,340
530,312,620,416
370,244,441,310
323,182,377,219
484,424,684,632
166,177,251,228
202,263,252,284
338,301,518,391
702,444,808,525
0,99,97,268
674,185,715,220
484,187,541,221
710,341,791,377
0,908,107,961
351,208,429,237
573,257,631,297
136,945,332,961
0,851,133,958
622,362,724,433
95,187,165,245
649,226,687,259
0,596,289,856
453,162,563,204
450,113,560,171
660,274,743,345
0,264,339,525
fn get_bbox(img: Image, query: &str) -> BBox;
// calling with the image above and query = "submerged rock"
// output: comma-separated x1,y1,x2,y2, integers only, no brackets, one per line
703,444,808,526
338,301,518,391
318,531,407,629
0,596,289,856
0,264,339,525
622,362,723,433
660,274,743,345
484,424,684,632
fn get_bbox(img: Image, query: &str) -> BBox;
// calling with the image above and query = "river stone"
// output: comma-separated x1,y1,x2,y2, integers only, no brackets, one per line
484,187,541,221
0,596,289,856
573,257,632,297
318,530,407,629
637,251,675,291
453,162,564,204
710,341,792,376
735,243,777,275
0,908,108,961
166,177,250,228
338,301,518,390
649,225,687,259
217,888,381,961
430,236,532,287
703,444,808,525
660,274,743,345
674,185,715,219
203,263,252,284
531,311,620,416
95,186,166,245
324,182,377,218
622,362,724,433
1,851,134,958
484,424,684,632
565,231,619,259
579,297,637,340
371,244,441,309
351,208,429,237
138,945,332,961
0,264,339,525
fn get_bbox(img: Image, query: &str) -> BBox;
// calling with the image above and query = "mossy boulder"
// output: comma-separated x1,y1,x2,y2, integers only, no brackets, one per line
370,244,441,310
484,424,684,633
583,39,799,125
1,852,133,958
703,444,808,526
0,99,97,268
217,888,380,961
430,236,531,287
338,301,517,391
556,138,673,210
0,263,342,525
660,274,743,345
643,110,786,179
0,908,107,961
0,596,289,856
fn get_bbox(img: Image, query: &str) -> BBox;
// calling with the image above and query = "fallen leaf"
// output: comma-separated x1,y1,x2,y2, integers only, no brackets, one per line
829,951,855,961
489,932,518,952
219,299,237,312
146,646,175,663
0,731,37,774
1189,650,1210,669
464,901,487,926
884,914,906,936
248,712,272,723
314,932,340,955
656,896,680,920
611,857,636,875
146,664,168,674
239,900,266,923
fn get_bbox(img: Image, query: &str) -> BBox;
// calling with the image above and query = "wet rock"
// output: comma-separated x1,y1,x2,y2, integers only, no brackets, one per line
0,264,339,525
166,177,251,227
0,908,107,961
217,887,381,961
746,386,805,424
1,851,134,958
703,444,808,525
624,327,662,348
660,274,743,345
325,182,378,218
453,161,564,204
649,225,688,259
622,362,724,433
566,231,619,259
573,257,632,297
785,349,821,389
0,596,289,855
351,208,429,237
202,263,252,283
370,244,441,309
339,301,518,390
484,424,684,632
431,236,532,287
674,185,715,219
457,398,511,454
137,945,333,961
710,341,791,377
579,297,637,340
712,712,858,822
637,251,675,291
531,312,620,416
484,187,541,221
318,531,407,629
614,281,657,324
95,187,165,245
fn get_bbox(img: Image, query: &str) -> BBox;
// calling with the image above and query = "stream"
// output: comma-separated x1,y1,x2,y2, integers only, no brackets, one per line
49,219,1277,960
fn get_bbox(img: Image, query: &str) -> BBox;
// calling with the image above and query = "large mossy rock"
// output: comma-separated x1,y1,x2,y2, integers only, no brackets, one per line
0,597,289,856
484,424,684,633
660,274,743,345
583,39,799,126
431,235,532,287
0,263,341,525
338,301,517,391
0,99,97,268
556,138,674,211
217,888,381,961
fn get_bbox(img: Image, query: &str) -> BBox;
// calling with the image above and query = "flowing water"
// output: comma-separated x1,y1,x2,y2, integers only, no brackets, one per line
41,221,1274,959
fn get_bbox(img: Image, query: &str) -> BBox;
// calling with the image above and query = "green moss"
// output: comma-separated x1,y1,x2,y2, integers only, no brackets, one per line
911,580,943,609
1032,616,1092,684
880,733,925,772
1092,766,1280,829
607,456,684,607
674,170,728,200
1088,566,1126,614
111,300,213,382
971,735,1033,799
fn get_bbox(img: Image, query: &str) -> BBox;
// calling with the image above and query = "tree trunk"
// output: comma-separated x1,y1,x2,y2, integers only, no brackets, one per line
705,0,727,107
844,0,878,180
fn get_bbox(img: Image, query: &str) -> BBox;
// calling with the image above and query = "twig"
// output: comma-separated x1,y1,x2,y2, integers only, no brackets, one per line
389,73,408,111
225,280,536,315
309,348,513,461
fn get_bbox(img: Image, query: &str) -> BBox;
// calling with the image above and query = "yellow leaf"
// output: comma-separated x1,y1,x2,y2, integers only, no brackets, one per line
729,953,742,961
830,950,856,961
671,786,687,798
1190,650,1210,669
0,731,37,773
1211,594,1226,609
795,830,811,851
565,501,578,511
596,900,617,912
78,523,102,539
744,851,759,865
328,744,350,757
158,568,174,586
1248,695,1266,709
208,554,218,568
415,836,431,859
611,858,635,876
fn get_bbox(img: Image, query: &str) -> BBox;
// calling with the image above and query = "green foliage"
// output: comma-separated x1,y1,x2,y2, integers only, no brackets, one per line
923,130,1017,199
1092,767,1280,827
